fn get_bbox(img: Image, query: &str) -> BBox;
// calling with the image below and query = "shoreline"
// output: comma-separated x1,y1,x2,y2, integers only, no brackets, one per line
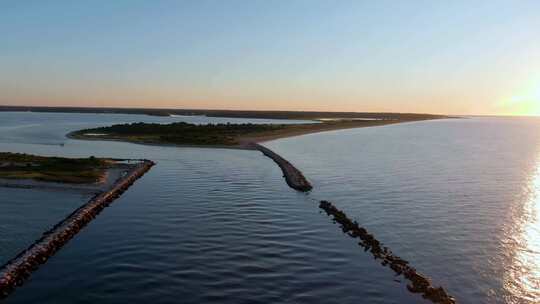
0,160,155,299
68,117,445,151
0,153,114,185
0,165,133,193
238,119,412,144
66,132,257,151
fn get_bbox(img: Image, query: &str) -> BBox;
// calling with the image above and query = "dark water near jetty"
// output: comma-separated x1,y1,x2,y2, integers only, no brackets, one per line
0,189,91,264
1,112,539,303
267,117,540,303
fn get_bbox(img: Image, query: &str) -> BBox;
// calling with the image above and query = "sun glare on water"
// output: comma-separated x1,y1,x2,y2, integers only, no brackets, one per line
505,156,540,302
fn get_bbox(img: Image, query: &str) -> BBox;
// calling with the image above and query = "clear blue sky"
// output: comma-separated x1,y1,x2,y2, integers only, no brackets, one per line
1,1,540,115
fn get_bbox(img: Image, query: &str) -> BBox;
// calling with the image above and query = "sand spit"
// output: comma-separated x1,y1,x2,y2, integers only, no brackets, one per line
0,160,155,299
251,143,312,192
319,200,456,304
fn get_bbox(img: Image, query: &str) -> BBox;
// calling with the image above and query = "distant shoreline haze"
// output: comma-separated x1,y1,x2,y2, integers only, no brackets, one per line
0,105,449,120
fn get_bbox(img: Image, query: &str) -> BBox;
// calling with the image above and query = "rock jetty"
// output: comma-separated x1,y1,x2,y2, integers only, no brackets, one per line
251,143,312,192
319,200,456,304
0,160,155,299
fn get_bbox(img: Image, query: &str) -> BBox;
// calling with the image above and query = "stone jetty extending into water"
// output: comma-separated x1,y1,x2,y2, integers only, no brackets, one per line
251,143,312,192
319,200,456,304
0,160,155,299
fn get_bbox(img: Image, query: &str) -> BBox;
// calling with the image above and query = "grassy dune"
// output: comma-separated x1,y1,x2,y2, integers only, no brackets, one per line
0,153,111,184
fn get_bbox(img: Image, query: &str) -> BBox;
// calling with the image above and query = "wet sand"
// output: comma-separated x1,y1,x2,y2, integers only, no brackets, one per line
238,119,412,145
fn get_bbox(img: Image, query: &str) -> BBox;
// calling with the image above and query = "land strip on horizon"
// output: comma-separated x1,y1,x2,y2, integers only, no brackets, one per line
0,105,449,120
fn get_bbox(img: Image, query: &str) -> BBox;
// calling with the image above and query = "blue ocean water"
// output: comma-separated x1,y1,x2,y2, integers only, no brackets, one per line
1,112,538,303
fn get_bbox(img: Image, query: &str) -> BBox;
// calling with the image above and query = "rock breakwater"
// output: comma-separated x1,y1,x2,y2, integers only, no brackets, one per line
319,200,456,304
0,160,155,299
251,143,312,192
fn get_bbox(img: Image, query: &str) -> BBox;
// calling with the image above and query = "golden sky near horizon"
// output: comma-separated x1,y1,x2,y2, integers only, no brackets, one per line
2,1,540,116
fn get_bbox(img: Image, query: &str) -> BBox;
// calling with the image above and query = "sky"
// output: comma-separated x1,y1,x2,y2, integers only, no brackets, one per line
1,1,540,115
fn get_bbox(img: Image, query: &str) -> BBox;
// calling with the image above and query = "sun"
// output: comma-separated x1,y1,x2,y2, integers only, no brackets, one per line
500,83,540,116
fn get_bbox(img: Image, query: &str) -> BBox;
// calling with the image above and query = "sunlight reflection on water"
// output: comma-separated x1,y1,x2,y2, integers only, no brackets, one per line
506,158,540,303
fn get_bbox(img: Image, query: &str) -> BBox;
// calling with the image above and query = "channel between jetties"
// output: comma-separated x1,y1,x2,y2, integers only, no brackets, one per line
0,143,457,303
250,143,312,192
0,160,155,299
249,142,457,303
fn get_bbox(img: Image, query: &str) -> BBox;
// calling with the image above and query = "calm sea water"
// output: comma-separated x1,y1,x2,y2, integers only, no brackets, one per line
0,188,91,263
1,112,539,303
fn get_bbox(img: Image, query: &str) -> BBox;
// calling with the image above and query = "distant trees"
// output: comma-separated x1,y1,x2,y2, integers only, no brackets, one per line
75,122,288,145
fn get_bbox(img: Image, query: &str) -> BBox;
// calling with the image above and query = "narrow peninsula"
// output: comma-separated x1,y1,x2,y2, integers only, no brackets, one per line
68,113,446,149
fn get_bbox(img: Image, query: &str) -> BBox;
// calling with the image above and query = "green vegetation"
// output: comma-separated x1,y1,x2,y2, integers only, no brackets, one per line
0,152,111,184
70,122,289,146
2,107,449,147
70,115,446,147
